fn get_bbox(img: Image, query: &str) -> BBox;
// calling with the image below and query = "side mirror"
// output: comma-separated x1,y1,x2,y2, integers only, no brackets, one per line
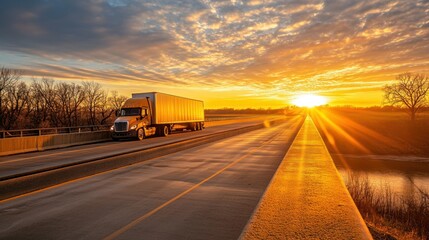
115,109,120,117
144,109,148,116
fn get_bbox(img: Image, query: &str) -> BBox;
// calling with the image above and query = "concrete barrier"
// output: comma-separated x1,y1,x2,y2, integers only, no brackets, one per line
240,116,372,239
0,131,111,156
0,117,279,157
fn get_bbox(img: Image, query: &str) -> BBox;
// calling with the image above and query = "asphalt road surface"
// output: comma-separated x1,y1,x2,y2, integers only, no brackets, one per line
0,116,282,179
0,116,303,240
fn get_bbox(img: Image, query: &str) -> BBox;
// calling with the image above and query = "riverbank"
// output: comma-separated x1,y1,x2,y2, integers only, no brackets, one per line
312,108,429,239
334,155,429,239
346,173,429,240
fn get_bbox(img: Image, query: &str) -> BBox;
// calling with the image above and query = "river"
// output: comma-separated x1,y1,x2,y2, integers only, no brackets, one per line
333,154,429,198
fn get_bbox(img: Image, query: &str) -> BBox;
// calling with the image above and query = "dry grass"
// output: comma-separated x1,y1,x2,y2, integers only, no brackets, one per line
311,109,429,156
346,173,429,240
311,108,429,239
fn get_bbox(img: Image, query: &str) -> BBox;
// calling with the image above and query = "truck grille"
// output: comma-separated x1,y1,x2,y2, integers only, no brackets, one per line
114,122,128,132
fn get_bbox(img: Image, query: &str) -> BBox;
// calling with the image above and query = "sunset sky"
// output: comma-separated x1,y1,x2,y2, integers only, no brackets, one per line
0,0,428,108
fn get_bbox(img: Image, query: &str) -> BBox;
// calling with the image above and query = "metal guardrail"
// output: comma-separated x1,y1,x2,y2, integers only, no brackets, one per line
0,125,111,139
0,116,259,139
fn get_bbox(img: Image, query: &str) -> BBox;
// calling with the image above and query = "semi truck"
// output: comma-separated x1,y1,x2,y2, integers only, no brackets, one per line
110,92,204,141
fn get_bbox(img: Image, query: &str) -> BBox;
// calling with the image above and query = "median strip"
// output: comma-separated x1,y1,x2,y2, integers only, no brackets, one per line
240,116,372,239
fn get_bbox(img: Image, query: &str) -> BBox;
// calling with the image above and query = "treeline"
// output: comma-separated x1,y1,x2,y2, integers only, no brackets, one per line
318,105,429,112
0,67,127,130
205,107,292,115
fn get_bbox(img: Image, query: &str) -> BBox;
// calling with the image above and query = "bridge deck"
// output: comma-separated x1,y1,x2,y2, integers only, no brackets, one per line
241,116,372,240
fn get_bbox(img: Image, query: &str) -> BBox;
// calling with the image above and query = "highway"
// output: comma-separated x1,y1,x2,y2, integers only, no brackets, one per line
0,116,303,239
0,116,282,180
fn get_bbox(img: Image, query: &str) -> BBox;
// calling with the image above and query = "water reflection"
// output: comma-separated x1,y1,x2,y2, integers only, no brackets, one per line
333,154,429,197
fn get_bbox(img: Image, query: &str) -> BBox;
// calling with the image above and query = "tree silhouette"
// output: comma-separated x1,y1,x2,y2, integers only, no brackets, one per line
384,73,429,120
0,66,130,129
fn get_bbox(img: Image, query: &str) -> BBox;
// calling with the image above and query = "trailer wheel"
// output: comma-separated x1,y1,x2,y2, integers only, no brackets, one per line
160,125,169,136
137,128,145,140
191,123,197,131
196,122,201,131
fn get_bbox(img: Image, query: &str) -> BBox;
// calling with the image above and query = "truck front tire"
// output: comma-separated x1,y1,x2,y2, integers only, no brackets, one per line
137,128,145,140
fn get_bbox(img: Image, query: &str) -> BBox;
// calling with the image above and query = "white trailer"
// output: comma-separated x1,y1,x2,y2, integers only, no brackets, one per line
132,92,204,124
111,92,204,140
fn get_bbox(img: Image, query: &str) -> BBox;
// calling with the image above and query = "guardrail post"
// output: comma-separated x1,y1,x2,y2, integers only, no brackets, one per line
20,131,23,137
39,129,41,136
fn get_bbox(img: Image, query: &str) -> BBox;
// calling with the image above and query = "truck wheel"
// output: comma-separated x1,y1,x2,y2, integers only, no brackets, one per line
160,125,169,136
191,123,197,131
137,128,145,140
197,122,202,130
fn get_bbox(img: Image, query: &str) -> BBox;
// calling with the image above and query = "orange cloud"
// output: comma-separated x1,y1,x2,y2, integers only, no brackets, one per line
0,0,428,108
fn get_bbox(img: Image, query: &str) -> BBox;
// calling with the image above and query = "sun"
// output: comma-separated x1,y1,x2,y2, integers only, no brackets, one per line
292,93,328,108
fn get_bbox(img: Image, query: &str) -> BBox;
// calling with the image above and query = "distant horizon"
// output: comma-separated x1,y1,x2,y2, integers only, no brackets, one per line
2,72,421,109
204,105,429,110
6,72,429,110
16,75,386,108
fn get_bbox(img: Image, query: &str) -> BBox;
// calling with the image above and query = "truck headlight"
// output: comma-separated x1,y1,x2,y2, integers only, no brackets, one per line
110,125,114,131
130,124,137,130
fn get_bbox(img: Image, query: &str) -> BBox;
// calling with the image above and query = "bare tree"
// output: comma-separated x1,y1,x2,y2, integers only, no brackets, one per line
0,67,128,129
69,83,86,126
0,68,21,129
2,82,30,129
82,81,105,125
109,90,128,111
384,73,429,120
56,82,86,126
29,79,50,128
97,91,115,125
32,78,61,126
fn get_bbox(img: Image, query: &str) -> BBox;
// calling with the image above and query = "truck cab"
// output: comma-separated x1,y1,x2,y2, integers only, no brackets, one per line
111,98,155,140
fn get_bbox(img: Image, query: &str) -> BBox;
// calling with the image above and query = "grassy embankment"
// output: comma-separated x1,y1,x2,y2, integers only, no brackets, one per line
311,108,429,240
311,108,429,156
347,173,428,240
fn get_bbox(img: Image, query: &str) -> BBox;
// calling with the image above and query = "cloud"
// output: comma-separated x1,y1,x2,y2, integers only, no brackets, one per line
0,0,428,104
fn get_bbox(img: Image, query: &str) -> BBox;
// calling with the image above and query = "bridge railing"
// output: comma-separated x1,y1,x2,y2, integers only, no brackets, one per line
0,115,261,139
0,125,111,139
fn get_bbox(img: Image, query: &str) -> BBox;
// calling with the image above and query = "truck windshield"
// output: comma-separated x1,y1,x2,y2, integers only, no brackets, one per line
120,108,141,116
